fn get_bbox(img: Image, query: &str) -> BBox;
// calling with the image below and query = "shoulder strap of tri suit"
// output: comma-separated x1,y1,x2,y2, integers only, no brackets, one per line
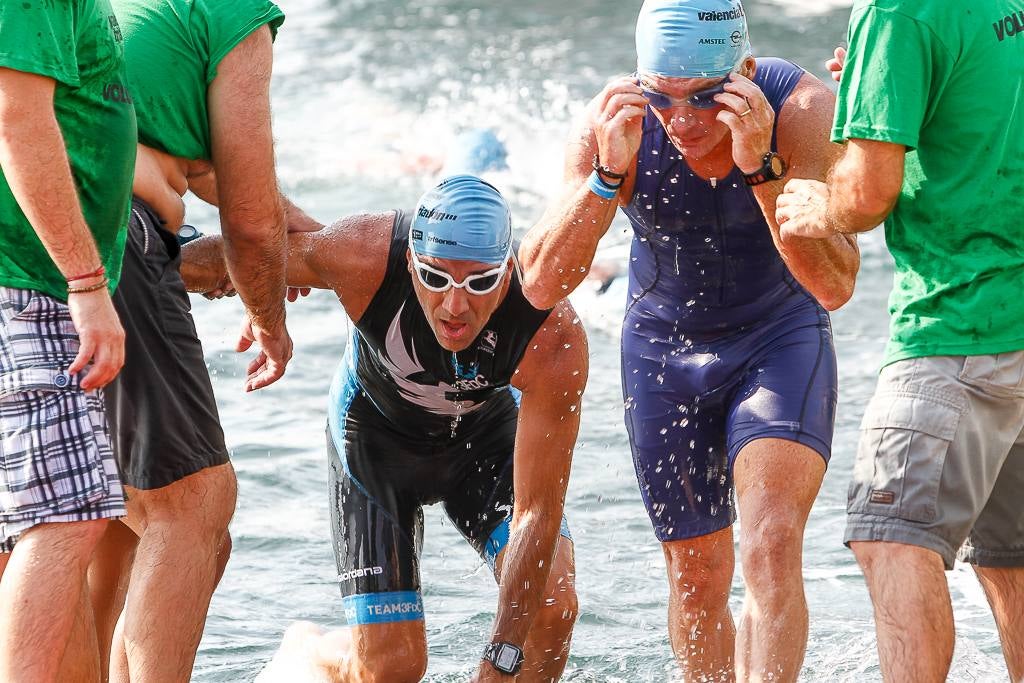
355,210,415,336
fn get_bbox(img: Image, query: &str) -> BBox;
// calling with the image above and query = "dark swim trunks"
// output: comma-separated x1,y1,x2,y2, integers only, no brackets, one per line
104,198,228,490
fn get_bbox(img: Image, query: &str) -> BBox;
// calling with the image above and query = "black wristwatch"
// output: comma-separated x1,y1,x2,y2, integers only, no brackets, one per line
176,224,203,245
742,151,787,186
483,641,525,675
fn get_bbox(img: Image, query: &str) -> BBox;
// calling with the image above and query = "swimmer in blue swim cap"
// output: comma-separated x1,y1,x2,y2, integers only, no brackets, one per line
181,174,586,681
409,174,516,347
520,1,861,681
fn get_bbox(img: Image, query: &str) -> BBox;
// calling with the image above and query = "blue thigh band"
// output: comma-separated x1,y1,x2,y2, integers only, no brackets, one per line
343,591,425,625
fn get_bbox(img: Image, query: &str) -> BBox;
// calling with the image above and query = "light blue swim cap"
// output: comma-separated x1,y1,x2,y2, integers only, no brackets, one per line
441,129,509,177
635,0,750,78
411,175,512,265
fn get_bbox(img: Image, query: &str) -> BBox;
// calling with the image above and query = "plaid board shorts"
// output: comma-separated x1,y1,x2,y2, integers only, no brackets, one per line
0,287,125,551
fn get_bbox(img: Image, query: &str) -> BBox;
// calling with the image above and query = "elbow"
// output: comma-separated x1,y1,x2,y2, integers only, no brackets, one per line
520,275,566,311
818,274,856,311
820,287,852,311
511,508,560,540
846,186,898,232
220,196,286,242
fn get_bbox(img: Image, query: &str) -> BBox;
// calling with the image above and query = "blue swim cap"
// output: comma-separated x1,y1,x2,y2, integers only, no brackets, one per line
441,129,509,177
411,175,512,265
636,0,750,78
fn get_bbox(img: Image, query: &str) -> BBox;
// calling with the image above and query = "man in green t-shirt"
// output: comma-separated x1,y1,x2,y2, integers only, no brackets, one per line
776,1,1024,680
83,1,311,680
0,0,136,679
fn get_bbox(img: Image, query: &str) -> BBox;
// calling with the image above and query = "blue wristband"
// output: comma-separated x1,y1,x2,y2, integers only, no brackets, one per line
587,170,618,200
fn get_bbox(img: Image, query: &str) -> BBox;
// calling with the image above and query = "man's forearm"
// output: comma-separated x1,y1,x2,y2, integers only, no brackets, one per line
520,183,618,309
0,97,104,278
752,181,859,310
488,513,562,650
221,199,288,329
179,236,229,292
826,146,898,234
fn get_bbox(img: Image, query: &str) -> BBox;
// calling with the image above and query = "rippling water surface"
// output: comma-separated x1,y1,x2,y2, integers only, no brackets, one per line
185,1,1007,680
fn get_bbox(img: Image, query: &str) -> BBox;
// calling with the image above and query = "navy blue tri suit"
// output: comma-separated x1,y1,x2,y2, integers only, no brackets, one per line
621,58,837,542
327,211,569,626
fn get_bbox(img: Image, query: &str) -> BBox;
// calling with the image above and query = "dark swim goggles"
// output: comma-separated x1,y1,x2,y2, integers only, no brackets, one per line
409,245,509,295
636,73,730,110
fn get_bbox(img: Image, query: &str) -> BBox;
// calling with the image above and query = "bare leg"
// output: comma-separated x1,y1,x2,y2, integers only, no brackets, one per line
59,576,104,683
733,438,825,683
663,526,736,682
0,519,109,681
974,566,1024,681
851,541,953,683
108,528,230,683
86,520,138,682
121,463,237,682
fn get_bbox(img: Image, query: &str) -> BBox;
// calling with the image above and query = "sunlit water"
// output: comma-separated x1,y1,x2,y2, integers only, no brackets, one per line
184,1,1007,680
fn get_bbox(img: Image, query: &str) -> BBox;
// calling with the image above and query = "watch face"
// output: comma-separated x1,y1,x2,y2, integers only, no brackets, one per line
495,644,520,670
768,154,786,178
177,224,202,245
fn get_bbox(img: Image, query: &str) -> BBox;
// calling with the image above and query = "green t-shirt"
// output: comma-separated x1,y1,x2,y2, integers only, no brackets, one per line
834,0,1024,366
0,0,136,301
111,0,285,161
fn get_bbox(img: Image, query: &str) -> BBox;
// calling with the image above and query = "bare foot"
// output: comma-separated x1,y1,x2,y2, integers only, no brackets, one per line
256,621,340,683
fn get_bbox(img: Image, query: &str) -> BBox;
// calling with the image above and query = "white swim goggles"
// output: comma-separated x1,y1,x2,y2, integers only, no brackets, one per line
409,240,511,295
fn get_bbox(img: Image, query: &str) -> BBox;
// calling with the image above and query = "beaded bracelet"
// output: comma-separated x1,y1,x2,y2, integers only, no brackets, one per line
67,278,109,294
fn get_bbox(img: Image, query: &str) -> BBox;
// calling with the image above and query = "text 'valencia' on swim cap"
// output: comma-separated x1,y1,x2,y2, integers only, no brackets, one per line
411,175,512,265
636,0,750,78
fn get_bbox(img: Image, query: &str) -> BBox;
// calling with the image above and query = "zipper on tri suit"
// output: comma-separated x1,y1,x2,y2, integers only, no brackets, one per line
710,178,727,305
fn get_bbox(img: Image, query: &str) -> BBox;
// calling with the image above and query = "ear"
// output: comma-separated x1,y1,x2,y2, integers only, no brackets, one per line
406,248,413,274
740,56,757,80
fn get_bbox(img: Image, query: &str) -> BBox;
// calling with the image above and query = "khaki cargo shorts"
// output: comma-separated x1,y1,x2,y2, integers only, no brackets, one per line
845,351,1024,569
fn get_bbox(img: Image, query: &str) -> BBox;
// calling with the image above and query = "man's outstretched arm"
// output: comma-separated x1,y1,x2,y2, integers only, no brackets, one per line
478,301,588,680
180,212,394,322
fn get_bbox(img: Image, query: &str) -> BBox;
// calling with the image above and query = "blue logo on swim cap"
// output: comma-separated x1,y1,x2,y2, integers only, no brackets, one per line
636,0,750,78
411,175,512,265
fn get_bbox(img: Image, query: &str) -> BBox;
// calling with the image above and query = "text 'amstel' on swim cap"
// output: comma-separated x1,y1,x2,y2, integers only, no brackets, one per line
410,175,512,265
636,0,750,78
